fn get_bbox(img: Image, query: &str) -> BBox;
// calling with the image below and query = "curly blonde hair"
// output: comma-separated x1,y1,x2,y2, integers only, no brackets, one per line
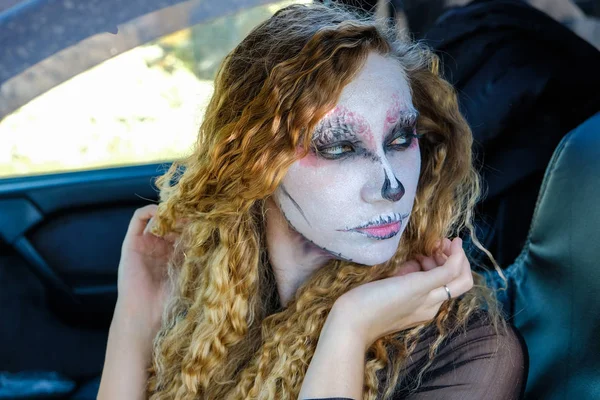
147,3,502,399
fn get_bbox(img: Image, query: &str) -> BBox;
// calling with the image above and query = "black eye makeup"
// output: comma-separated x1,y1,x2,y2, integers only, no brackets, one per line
310,112,422,161
312,124,361,160
314,141,356,159
386,128,422,151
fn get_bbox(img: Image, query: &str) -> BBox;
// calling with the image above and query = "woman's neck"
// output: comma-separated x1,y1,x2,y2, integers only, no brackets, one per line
264,198,334,307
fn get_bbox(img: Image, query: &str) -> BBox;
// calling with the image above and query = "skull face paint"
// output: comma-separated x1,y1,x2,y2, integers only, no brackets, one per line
272,52,421,265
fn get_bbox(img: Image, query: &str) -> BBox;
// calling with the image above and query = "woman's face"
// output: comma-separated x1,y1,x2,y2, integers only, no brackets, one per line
273,52,421,265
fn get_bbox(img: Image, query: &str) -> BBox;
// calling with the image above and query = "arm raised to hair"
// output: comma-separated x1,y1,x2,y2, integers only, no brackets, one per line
97,304,155,400
98,205,175,399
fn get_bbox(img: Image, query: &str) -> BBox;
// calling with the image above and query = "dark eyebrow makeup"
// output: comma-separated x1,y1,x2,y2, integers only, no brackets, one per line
312,113,361,146
384,112,419,142
389,110,419,128
312,109,419,146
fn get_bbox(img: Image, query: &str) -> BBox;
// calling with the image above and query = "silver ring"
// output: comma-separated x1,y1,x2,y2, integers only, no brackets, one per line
443,284,452,301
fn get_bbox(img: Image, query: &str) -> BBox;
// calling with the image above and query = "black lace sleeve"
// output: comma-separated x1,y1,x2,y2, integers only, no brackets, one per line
393,311,527,400
303,311,526,400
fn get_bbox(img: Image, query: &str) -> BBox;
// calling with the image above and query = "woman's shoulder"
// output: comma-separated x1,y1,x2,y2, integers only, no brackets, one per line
394,309,527,399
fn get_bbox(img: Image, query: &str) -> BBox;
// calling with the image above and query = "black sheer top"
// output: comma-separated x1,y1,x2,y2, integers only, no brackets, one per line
307,310,527,399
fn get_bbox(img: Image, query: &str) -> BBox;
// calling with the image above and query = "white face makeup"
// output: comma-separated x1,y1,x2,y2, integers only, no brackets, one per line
272,52,421,265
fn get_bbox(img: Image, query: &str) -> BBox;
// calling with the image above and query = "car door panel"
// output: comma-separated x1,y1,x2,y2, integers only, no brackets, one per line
0,163,165,376
0,163,165,322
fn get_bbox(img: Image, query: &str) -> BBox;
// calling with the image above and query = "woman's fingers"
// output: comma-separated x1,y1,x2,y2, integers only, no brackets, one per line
413,237,465,291
394,237,469,305
441,237,452,257
134,205,183,244
395,260,422,276
449,237,462,256
128,204,158,236
142,217,155,236
162,231,180,243
415,254,437,271
430,243,473,302
433,250,447,266
143,216,181,244
417,238,451,270
432,276,470,303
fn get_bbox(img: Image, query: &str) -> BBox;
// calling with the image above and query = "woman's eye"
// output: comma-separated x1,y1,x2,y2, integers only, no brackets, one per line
388,133,413,149
390,136,409,146
318,144,354,159
388,129,421,150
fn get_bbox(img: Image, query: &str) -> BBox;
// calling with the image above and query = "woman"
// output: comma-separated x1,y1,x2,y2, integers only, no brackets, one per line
98,3,525,399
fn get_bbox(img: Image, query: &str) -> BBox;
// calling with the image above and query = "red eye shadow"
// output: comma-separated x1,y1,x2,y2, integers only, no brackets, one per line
296,146,319,167
384,94,403,133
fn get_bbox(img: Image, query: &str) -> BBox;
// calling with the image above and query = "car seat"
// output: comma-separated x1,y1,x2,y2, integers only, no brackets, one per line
487,112,600,399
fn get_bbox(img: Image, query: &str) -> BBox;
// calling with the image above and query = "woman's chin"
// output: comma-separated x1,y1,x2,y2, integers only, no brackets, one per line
350,253,396,266
332,240,400,266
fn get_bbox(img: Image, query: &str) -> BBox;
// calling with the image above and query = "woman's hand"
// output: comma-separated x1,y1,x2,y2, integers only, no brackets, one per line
115,204,177,340
98,204,178,400
333,237,473,348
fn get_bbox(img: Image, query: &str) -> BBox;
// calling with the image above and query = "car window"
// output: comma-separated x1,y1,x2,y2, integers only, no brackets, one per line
0,0,308,178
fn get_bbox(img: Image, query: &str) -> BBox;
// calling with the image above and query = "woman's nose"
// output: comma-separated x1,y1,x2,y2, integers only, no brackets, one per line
382,170,405,201
360,158,405,203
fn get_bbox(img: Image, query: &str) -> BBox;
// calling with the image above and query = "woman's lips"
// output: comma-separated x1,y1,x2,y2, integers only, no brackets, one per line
352,221,402,240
